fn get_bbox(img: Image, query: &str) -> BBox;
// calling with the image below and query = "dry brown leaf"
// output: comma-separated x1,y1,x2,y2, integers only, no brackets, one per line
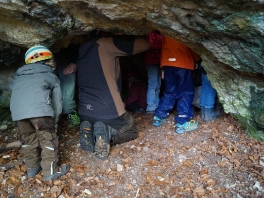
227,126,234,132
199,156,204,161
8,176,20,185
53,180,62,185
35,178,42,184
182,177,191,186
44,193,56,198
206,179,216,186
193,187,205,196
169,148,175,154
183,187,191,192
216,188,229,193
0,172,5,180
119,178,125,184
200,174,210,181
123,157,132,163
20,165,27,172
182,160,192,167
200,168,208,175
15,185,23,195
76,165,84,172
153,179,166,185
146,160,158,166
233,159,241,167
126,183,133,190
249,155,255,161
50,185,62,196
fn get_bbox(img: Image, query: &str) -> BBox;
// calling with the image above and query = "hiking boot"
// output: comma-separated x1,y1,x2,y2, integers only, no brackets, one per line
152,116,167,127
175,120,199,134
80,121,94,152
93,121,110,160
27,165,41,178
67,111,80,127
44,164,70,181
200,106,205,120
203,108,220,122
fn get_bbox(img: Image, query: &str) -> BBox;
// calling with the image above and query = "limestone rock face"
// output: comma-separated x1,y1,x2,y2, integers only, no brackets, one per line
0,0,263,140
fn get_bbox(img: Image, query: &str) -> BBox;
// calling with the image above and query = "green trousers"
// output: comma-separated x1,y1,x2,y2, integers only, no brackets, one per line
17,117,59,176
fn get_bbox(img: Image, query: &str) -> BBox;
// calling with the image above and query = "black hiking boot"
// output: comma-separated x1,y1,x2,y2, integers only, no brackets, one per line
93,121,110,160
80,121,94,152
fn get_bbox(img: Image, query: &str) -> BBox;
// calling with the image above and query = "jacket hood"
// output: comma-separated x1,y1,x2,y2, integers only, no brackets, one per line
16,63,53,76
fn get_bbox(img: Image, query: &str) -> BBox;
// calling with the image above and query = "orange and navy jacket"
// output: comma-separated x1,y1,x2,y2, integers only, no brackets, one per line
160,36,201,70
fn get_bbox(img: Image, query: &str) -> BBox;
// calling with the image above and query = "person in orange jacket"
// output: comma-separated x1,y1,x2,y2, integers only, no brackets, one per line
152,36,201,134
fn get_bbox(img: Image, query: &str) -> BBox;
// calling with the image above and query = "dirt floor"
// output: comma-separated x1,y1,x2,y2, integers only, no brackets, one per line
0,109,264,198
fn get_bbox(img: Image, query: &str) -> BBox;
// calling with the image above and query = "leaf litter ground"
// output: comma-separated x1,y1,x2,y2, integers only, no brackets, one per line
0,109,264,198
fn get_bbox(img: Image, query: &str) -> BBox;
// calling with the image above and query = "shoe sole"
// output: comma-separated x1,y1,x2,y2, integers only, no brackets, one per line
94,135,110,160
80,121,94,152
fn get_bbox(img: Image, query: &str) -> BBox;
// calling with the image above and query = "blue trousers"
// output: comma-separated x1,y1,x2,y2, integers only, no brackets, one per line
155,67,194,124
200,73,216,108
146,64,161,111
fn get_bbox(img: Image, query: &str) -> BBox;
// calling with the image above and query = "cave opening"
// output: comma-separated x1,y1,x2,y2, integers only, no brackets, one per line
52,30,167,114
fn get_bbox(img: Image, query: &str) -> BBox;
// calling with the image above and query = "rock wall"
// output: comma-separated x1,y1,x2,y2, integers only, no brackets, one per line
0,0,263,140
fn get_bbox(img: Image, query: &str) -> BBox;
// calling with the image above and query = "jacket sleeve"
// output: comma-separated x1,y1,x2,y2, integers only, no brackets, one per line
133,37,151,54
51,76,62,124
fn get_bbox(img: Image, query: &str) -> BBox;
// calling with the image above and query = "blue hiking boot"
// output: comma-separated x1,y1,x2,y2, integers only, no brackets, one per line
175,120,199,134
152,116,167,127
27,165,42,178
44,164,70,181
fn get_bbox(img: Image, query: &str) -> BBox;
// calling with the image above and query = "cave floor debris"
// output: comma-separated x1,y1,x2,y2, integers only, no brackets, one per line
0,109,264,198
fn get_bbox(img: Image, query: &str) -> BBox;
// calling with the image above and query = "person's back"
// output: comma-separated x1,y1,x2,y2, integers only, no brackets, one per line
153,36,201,134
78,35,150,119
77,33,150,160
10,46,69,181
160,36,200,69
11,63,60,121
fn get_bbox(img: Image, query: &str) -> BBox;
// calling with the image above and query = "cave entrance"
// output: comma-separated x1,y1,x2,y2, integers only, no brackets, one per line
53,30,221,115
53,31,165,115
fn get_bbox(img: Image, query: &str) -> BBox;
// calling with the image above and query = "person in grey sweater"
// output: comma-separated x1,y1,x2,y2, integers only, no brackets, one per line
10,45,69,181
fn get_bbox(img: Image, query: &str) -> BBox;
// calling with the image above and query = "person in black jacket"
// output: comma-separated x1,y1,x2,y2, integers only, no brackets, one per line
77,32,150,160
